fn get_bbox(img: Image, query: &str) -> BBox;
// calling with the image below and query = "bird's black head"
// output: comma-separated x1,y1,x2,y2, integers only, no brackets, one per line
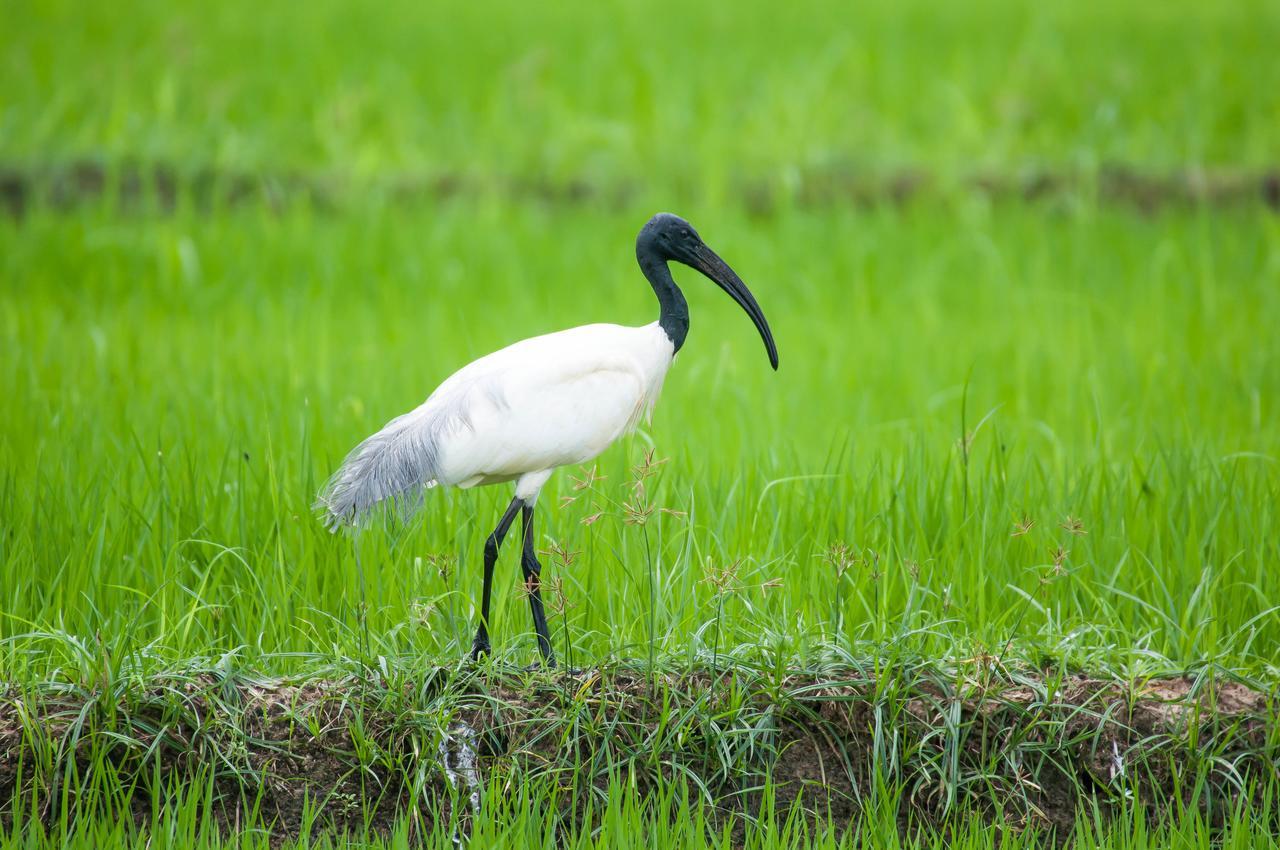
638,212,705,266
636,212,779,370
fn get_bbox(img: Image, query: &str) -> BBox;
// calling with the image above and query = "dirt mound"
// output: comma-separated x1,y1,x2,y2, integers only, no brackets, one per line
3,160,1279,218
0,665,1274,841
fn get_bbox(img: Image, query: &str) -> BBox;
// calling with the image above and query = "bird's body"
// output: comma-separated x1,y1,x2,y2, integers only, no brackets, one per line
320,321,675,522
318,213,777,665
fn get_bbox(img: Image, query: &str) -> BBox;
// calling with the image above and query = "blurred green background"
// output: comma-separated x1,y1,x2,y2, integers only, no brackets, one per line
6,0,1279,186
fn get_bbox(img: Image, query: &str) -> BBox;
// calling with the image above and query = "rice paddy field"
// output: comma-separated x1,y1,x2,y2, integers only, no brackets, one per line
3,0,1280,846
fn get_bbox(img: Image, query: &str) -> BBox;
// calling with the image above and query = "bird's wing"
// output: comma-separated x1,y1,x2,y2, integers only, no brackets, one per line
437,353,649,487
317,324,662,529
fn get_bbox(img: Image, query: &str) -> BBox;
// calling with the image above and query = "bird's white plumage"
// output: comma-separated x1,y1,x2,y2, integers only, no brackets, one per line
317,321,675,526
433,322,674,489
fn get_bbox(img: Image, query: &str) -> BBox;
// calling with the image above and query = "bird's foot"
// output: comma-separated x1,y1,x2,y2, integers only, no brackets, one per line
522,653,557,673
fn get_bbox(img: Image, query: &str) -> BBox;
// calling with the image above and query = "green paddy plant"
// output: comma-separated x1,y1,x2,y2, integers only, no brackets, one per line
998,516,1080,669
4,1,1280,841
537,541,581,670
822,543,858,640
700,557,744,672
560,449,688,675
4,199,1278,675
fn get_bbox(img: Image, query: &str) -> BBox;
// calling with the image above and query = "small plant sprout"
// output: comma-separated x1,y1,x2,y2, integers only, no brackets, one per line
864,549,883,636
620,450,673,525
1060,515,1087,535
410,599,436,628
701,557,744,669
621,495,655,526
563,467,607,508
822,542,857,580
539,540,582,570
1011,513,1036,538
1001,543,1071,664
1050,544,1069,575
630,448,669,485
544,575,576,665
571,464,607,492
958,641,1012,683
538,540,582,665
563,449,681,530
821,542,859,637
701,558,743,596
426,553,458,583
422,553,460,635
864,549,882,583
545,575,574,614
514,574,540,601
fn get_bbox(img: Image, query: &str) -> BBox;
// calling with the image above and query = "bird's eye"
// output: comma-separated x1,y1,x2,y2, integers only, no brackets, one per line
681,229,690,238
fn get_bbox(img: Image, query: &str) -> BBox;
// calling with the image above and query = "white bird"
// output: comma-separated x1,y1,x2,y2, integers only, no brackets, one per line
317,213,778,665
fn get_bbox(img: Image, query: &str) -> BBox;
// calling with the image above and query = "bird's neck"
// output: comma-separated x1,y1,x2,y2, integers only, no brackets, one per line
638,252,689,353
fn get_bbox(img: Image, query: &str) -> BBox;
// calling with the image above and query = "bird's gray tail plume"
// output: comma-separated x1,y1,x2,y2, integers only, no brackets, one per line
315,407,447,531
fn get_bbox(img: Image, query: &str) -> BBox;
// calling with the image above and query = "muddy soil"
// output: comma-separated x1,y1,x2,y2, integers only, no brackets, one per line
0,667,1275,842
3,160,1278,218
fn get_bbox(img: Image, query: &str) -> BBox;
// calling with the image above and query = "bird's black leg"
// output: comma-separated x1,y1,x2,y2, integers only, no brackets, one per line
471,496,523,661
520,504,556,666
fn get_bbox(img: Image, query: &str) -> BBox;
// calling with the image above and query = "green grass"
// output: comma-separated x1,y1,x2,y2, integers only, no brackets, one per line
7,806,1280,850
4,0,1280,188
4,0,1280,844
3,201,1278,678
2,768,1280,844
4,775,1280,849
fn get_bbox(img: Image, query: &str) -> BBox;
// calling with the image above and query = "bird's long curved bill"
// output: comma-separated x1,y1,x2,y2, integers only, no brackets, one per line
693,245,779,370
